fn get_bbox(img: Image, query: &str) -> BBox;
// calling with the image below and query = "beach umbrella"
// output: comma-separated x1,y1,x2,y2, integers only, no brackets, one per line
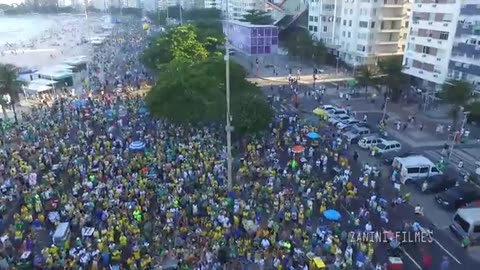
292,145,305,154
323,209,341,221
307,132,320,139
129,141,145,150
138,107,148,114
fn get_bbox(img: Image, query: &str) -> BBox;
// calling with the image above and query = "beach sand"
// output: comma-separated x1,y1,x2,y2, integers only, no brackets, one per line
0,16,103,69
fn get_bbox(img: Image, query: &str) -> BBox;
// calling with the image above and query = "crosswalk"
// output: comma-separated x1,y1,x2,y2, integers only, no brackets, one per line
423,149,478,174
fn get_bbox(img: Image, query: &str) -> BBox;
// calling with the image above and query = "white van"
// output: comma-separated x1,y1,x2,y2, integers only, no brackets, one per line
52,222,71,245
358,136,385,150
392,155,442,184
375,140,402,155
450,208,480,245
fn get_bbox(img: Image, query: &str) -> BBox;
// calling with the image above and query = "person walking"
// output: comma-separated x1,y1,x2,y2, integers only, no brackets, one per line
440,256,449,270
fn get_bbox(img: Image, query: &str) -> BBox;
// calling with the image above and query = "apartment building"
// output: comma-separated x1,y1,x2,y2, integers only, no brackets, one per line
308,0,342,48
448,0,480,93
158,0,196,10
402,0,463,91
223,0,270,21
204,0,222,9
308,0,410,66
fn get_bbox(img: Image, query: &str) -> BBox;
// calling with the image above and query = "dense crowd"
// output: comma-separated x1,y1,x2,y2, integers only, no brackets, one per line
0,18,434,270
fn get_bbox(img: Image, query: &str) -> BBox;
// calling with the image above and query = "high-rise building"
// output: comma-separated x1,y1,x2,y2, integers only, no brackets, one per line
204,0,222,9
223,0,270,21
447,0,480,93
308,0,410,66
402,0,463,91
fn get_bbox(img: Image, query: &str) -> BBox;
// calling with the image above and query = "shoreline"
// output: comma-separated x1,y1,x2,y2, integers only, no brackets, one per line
0,15,104,69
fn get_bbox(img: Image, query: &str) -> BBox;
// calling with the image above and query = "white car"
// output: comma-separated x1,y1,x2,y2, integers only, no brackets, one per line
358,136,385,150
329,114,350,126
327,108,348,118
337,118,360,129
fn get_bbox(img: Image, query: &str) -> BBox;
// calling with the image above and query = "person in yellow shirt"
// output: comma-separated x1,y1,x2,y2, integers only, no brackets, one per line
119,234,127,247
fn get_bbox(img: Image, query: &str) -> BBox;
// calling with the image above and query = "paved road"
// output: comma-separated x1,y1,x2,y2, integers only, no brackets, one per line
263,84,480,269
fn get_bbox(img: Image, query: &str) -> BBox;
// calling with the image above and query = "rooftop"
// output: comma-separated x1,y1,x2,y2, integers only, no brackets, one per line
226,20,278,28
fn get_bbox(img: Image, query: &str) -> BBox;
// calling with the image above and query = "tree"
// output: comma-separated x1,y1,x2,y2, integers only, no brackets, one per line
0,64,24,122
281,29,327,65
240,9,273,25
192,19,225,53
378,56,406,102
465,101,480,123
441,80,472,130
141,25,209,69
356,66,378,98
146,57,274,135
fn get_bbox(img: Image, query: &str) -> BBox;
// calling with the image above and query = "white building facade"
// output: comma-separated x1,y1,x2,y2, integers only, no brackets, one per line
223,0,271,21
204,0,222,9
447,0,480,93
402,0,462,91
308,0,410,67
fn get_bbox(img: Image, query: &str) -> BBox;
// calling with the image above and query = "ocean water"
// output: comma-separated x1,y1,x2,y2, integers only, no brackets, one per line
0,15,57,45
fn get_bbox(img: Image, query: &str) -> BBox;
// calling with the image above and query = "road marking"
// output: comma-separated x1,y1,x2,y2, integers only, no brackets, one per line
400,247,422,269
433,238,462,264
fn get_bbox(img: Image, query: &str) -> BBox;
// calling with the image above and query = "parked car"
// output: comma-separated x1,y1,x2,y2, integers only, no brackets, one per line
327,108,348,118
321,105,336,112
344,126,372,144
337,119,360,130
383,151,419,165
392,155,442,184
329,114,351,126
435,183,480,210
358,136,385,150
415,175,458,193
374,140,402,156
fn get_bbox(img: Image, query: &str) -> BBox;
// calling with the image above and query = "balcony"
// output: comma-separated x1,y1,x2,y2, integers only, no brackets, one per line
409,36,449,49
406,50,442,65
412,20,452,32
403,65,445,84
379,27,401,32
376,40,398,45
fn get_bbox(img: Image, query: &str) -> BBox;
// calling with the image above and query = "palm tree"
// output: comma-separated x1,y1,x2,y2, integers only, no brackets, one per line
356,66,377,98
0,64,24,123
378,56,406,102
441,80,472,130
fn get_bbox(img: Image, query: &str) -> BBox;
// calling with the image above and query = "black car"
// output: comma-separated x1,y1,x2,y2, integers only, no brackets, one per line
415,175,457,193
383,151,419,165
435,183,480,210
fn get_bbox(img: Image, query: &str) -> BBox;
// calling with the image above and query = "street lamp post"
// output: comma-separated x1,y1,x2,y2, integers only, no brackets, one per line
335,57,339,74
224,0,233,191
381,96,389,122
448,109,470,160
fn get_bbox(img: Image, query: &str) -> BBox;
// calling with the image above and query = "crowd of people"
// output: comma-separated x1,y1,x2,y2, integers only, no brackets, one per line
0,17,436,270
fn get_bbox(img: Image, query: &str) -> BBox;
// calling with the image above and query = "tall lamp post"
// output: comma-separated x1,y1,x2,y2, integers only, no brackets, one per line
224,0,233,191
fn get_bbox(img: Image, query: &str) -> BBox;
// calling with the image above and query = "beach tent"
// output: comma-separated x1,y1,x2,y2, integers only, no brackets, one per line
25,83,52,94
37,69,74,86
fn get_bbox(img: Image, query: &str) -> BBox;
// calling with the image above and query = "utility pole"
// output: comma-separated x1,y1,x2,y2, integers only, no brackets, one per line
448,109,470,160
179,1,183,25
224,0,233,191
381,97,389,122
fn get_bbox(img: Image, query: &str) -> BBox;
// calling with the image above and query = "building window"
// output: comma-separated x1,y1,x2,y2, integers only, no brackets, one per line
350,9,353,14
371,22,376,28
314,16,319,22
357,45,365,52
313,26,318,32
322,16,326,22
422,46,430,54
343,31,346,37
349,20,352,27
348,32,351,38
309,16,314,21
309,25,313,31
343,20,347,26
323,26,328,32
405,21,409,28
439,32,449,40
372,8,376,16
344,8,348,15
359,21,368,28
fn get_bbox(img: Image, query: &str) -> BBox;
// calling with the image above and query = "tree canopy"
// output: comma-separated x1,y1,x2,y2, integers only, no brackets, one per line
0,64,24,121
240,9,274,25
281,29,327,64
355,66,379,97
441,80,473,129
377,56,406,102
146,58,273,135
141,25,209,69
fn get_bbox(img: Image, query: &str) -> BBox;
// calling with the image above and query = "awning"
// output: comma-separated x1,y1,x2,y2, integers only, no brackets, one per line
29,78,57,86
27,84,52,93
